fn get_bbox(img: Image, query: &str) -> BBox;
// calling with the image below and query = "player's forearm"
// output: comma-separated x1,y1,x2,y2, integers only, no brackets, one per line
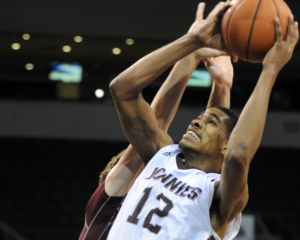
151,55,201,131
226,68,277,162
110,34,201,101
206,80,231,109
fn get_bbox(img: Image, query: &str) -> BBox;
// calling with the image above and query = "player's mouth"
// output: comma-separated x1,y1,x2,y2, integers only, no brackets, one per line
184,128,201,141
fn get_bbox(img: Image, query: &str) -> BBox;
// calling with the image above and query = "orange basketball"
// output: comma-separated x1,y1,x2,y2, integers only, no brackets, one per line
221,0,292,63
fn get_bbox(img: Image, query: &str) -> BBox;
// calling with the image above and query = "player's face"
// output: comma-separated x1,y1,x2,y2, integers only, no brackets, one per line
179,108,228,158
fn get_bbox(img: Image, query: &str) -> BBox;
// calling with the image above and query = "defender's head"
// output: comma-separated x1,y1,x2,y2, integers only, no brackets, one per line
179,106,238,169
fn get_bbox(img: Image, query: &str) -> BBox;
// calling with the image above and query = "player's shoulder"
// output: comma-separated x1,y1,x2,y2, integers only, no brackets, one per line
158,144,181,156
148,144,180,163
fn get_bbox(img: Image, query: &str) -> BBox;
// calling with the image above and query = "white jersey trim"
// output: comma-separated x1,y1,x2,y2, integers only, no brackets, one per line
210,213,242,240
209,181,215,208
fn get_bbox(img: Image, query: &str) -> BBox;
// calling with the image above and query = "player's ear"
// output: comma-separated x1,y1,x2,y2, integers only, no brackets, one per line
221,144,227,156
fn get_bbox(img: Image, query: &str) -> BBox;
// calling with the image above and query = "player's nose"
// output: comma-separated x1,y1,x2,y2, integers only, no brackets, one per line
191,119,202,129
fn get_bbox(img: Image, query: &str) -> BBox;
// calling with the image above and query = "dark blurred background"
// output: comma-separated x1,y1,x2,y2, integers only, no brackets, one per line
0,0,299,239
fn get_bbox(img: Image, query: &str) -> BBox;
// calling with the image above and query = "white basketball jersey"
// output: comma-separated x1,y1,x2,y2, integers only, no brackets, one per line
107,144,241,240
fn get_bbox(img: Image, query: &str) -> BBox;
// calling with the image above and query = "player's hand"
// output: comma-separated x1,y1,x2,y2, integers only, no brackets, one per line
189,2,238,62
263,15,299,74
203,56,233,89
191,47,228,60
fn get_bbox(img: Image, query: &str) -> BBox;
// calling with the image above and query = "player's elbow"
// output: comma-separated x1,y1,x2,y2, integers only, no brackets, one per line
109,77,122,99
110,76,137,101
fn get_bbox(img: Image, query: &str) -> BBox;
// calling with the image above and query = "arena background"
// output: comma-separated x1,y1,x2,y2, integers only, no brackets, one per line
0,0,299,239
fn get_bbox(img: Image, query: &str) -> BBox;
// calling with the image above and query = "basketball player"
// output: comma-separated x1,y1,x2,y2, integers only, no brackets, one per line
79,49,234,240
107,1,299,239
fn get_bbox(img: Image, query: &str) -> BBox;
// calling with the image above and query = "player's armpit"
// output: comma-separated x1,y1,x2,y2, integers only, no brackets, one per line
228,185,248,222
212,181,248,238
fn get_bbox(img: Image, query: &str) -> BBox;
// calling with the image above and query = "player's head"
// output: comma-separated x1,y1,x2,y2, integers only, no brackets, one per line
213,106,238,139
179,106,238,171
99,150,126,184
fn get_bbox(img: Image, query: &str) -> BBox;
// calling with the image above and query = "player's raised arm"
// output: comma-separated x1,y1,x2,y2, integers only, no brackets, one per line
110,2,231,163
218,16,298,222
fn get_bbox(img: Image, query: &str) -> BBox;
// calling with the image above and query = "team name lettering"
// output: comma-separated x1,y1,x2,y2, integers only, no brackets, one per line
145,167,202,201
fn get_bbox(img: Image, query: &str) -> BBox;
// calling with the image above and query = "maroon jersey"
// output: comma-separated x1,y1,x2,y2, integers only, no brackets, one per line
79,181,124,240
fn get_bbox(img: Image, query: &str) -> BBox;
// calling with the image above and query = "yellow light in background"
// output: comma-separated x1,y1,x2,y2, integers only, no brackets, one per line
62,45,72,52
11,43,21,50
25,63,34,70
74,36,83,43
112,48,121,55
95,89,105,98
126,38,134,45
22,33,30,40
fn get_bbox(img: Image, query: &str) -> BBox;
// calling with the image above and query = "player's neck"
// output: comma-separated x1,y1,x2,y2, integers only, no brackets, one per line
179,151,221,174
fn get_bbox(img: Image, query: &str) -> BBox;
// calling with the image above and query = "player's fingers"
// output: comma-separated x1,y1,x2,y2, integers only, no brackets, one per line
291,21,299,47
285,15,295,42
196,2,205,20
215,1,231,22
295,22,299,40
207,2,226,20
283,19,287,34
274,17,283,42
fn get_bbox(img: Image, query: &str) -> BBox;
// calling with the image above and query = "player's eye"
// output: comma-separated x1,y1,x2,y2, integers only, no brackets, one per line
209,120,216,126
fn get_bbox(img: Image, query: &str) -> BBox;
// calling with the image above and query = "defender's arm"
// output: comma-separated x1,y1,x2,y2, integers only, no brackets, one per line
204,56,233,109
151,49,229,132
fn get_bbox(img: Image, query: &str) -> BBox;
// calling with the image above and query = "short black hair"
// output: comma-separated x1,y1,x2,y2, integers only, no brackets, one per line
213,106,238,139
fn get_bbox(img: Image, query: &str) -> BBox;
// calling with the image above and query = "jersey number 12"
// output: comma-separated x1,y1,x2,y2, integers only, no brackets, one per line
127,187,173,234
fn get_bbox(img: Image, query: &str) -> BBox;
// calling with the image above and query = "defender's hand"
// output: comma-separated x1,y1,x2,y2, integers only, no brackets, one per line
191,47,228,60
203,56,233,89
263,15,299,74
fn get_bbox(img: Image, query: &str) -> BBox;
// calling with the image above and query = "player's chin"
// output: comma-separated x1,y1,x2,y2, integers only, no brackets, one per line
179,138,196,150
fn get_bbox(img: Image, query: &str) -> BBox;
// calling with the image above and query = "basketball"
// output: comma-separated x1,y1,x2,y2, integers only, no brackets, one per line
221,0,292,63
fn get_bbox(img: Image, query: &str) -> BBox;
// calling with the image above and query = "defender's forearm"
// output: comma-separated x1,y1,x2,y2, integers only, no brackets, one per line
151,55,201,131
207,80,231,109
226,68,277,162
110,34,201,101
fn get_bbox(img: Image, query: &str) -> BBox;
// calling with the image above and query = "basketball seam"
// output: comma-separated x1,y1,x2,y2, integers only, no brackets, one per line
273,0,288,36
272,0,284,40
246,0,263,61
226,0,246,54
